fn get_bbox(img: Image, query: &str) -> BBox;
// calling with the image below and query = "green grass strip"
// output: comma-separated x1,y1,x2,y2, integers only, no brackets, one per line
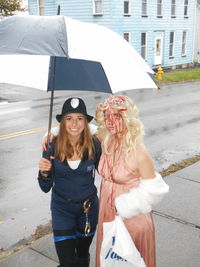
156,67,200,84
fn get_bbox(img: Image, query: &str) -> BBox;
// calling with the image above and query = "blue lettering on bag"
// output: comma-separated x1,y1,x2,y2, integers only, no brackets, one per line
105,236,127,262
112,236,115,246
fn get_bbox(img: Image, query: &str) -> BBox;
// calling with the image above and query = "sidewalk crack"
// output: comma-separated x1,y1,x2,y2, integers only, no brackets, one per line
176,175,200,183
153,210,200,229
29,247,58,263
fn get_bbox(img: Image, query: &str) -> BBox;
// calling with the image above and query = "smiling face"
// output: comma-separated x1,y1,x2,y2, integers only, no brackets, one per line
64,113,86,138
104,108,124,135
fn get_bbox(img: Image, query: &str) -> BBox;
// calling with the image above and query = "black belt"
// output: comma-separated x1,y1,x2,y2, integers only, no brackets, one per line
52,188,96,204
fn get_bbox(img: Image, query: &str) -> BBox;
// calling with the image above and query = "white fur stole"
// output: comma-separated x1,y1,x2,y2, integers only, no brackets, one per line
115,172,169,219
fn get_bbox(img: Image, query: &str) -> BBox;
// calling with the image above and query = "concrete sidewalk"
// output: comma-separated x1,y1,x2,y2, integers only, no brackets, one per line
0,161,200,267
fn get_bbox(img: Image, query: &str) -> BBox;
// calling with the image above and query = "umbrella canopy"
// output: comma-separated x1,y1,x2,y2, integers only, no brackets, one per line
0,15,157,93
0,15,68,56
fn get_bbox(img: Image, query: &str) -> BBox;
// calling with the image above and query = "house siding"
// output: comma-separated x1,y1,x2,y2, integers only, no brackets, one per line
28,0,197,68
194,2,200,63
28,0,38,15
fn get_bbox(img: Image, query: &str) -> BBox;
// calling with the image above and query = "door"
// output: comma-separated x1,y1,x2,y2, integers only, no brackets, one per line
154,36,163,65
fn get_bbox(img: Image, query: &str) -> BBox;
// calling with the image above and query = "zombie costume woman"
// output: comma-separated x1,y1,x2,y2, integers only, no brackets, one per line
95,96,169,267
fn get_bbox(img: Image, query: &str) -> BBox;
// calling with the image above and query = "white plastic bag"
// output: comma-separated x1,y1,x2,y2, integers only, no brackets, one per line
100,216,146,267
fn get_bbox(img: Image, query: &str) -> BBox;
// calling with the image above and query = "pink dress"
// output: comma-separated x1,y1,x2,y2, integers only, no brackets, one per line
96,150,156,267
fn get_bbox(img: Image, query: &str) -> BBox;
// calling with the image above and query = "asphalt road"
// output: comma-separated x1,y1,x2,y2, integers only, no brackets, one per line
0,81,200,250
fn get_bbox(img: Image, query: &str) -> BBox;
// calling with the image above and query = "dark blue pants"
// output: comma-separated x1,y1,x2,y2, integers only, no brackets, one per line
51,192,99,266
51,192,99,239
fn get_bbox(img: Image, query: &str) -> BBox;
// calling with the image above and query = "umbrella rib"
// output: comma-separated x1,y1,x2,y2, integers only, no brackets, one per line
15,22,35,54
58,16,69,57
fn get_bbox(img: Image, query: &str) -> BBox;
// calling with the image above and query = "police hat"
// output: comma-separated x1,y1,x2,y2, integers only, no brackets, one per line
56,97,93,123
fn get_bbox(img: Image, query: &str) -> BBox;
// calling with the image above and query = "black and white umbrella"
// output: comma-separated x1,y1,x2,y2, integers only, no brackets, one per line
0,14,157,93
0,14,157,146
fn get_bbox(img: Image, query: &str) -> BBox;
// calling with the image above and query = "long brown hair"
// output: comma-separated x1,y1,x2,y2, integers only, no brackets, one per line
55,115,94,161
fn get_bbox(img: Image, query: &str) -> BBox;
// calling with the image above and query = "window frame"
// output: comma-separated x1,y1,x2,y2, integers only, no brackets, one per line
157,0,163,18
93,0,103,16
182,31,187,56
124,0,131,16
171,0,176,18
169,31,175,58
142,0,148,17
123,32,130,43
184,0,189,18
141,32,147,61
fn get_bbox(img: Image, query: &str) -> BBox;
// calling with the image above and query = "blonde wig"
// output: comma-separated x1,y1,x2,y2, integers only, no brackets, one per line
95,95,144,156
55,115,94,161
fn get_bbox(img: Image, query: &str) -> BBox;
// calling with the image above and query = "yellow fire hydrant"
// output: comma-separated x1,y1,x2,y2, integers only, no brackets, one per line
157,67,164,80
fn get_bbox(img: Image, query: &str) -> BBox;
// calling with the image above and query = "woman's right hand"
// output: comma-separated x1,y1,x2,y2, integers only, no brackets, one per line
39,157,53,172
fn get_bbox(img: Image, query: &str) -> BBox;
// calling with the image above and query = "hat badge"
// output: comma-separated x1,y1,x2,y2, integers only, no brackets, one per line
70,98,79,109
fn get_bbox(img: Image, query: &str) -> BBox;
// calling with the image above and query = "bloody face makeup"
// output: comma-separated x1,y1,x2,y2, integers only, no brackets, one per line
104,108,124,134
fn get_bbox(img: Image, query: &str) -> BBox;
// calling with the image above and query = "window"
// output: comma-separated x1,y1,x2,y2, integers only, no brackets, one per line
124,32,130,43
124,0,130,15
156,39,161,56
93,0,102,15
182,31,187,56
184,0,188,17
38,0,44,16
157,0,163,17
169,32,175,57
141,32,147,60
142,0,148,17
171,0,176,17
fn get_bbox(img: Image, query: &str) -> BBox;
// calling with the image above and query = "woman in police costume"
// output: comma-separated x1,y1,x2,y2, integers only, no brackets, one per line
38,97,101,267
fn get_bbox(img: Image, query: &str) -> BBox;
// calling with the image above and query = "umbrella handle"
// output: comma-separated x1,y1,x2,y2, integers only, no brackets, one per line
47,88,54,148
40,142,53,177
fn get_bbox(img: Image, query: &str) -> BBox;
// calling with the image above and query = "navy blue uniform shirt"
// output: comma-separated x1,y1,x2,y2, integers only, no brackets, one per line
38,136,102,202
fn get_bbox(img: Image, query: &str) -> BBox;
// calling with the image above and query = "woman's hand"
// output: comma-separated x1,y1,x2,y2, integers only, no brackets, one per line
39,157,54,172
42,134,54,151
